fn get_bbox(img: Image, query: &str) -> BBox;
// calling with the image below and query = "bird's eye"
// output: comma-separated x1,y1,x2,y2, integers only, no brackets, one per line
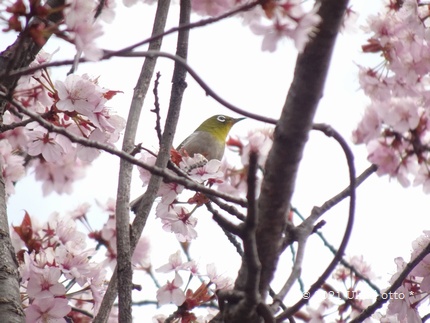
217,115,226,123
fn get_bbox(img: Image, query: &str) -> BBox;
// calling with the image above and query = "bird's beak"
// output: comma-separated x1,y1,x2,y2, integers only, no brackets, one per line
233,117,245,124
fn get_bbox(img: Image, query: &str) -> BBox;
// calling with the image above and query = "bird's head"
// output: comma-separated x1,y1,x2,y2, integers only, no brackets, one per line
196,115,245,143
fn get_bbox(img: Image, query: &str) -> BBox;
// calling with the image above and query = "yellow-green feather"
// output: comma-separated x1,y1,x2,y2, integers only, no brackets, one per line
177,115,244,160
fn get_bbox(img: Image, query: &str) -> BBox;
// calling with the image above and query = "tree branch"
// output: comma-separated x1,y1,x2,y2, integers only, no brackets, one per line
252,0,350,302
114,1,171,322
276,124,356,321
350,241,430,322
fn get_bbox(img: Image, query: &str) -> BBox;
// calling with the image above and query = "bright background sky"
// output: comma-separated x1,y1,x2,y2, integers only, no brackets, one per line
3,0,428,320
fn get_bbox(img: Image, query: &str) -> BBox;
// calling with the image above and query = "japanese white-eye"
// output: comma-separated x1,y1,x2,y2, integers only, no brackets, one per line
177,114,245,160
130,114,244,211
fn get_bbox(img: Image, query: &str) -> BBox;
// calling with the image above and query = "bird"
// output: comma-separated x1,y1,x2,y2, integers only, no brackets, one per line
176,114,245,161
130,114,244,212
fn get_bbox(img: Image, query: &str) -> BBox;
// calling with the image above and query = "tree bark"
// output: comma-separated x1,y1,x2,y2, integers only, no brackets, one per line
216,0,350,321
0,1,65,322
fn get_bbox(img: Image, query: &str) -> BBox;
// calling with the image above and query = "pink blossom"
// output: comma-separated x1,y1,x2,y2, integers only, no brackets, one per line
68,203,91,221
76,128,108,162
187,159,224,183
25,297,71,323
156,272,186,306
27,267,65,299
179,260,199,275
250,20,291,53
352,104,381,144
49,214,87,252
97,0,116,23
410,232,430,292
348,255,376,281
32,157,86,196
132,236,151,270
241,129,273,167
386,286,421,323
158,181,184,205
1,112,29,149
356,0,430,193
306,298,334,323
0,140,25,195
137,151,157,187
63,0,103,60
89,267,108,316
158,205,198,242
206,263,233,290
249,1,321,52
367,139,400,177
26,128,69,163
156,250,183,273
191,0,235,16
56,74,99,115
290,5,321,52
413,165,430,194
55,246,98,286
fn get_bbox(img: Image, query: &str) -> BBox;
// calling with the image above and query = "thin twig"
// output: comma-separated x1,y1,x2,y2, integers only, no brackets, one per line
351,241,430,322
272,230,307,308
276,124,356,322
207,195,246,221
0,111,50,132
94,0,107,19
151,71,163,146
206,203,242,236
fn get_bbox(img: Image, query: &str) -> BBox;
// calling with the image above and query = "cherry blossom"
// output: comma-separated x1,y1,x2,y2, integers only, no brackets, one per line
156,250,184,273
206,263,233,290
26,267,65,299
191,0,236,16
25,297,71,323
26,127,69,163
158,205,198,242
157,181,184,205
131,236,151,270
0,140,25,196
32,157,87,196
63,0,103,60
156,272,186,306
180,156,224,183
356,0,430,192
137,151,157,186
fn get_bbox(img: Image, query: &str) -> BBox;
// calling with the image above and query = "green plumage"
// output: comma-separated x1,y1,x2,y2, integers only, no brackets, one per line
131,114,244,211
177,114,244,160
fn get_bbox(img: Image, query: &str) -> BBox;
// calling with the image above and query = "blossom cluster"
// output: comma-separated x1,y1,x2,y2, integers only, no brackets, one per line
0,51,125,196
378,231,430,323
0,0,152,60
12,199,152,322
304,255,376,323
13,206,106,322
2,0,322,55
354,0,430,192
136,127,274,242
153,250,232,322
89,198,151,270
191,0,322,52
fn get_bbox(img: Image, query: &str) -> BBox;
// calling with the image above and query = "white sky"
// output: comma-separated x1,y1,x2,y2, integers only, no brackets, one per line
3,0,429,320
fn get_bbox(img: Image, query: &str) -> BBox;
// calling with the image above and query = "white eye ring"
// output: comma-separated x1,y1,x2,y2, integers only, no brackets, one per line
217,115,226,123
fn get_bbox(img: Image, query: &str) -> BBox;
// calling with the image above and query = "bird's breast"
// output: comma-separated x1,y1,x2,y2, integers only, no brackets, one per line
177,131,225,160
